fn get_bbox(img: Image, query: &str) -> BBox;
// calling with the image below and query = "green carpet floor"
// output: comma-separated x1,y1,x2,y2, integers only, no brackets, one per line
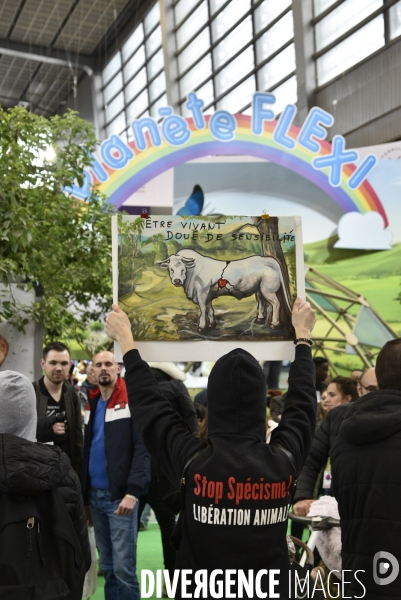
89,521,309,599
91,522,164,599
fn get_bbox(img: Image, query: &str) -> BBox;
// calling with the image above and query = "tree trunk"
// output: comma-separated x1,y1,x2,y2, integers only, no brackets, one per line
251,216,291,294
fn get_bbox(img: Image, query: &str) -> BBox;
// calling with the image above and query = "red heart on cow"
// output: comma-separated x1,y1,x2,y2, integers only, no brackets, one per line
218,278,227,288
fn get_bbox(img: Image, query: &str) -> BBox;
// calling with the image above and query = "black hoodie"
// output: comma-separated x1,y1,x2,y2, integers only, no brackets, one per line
0,433,91,599
330,389,401,600
124,345,316,599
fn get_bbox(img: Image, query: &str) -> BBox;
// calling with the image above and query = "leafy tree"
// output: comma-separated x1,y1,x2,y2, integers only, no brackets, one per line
0,106,116,343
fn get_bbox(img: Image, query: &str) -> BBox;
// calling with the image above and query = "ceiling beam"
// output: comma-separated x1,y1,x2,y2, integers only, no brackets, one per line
0,38,98,74
0,91,53,115
94,0,155,68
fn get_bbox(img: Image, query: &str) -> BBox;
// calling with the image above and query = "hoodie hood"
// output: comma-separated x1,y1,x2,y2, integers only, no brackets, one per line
340,389,401,444
207,348,266,439
0,433,72,495
0,370,37,442
148,362,186,381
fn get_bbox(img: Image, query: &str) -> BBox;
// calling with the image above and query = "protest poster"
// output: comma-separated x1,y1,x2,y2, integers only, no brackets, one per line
112,214,305,361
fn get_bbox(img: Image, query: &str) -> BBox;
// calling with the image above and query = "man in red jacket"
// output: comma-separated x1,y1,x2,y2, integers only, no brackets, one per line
81,350,150,600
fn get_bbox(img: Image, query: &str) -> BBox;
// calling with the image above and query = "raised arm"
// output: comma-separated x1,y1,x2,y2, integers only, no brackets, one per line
105,306,205,487
269,298,317,474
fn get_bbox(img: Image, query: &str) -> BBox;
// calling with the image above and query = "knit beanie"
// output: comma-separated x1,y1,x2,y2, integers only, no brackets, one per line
0,370,37,442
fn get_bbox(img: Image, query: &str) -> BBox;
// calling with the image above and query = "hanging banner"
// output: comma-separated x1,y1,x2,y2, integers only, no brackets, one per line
67,93,388,239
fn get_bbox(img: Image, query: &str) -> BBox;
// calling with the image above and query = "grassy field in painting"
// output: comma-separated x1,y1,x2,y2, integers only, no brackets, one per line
119,266,295,342
117,215,298,342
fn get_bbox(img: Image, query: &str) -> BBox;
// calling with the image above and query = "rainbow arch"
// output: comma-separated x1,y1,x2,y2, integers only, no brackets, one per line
94,114,388,226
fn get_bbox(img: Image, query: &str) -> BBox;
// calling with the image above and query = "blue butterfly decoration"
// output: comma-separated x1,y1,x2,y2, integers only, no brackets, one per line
176,184,204,216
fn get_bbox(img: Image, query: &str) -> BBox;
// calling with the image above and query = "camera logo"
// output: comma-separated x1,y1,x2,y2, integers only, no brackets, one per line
373,552,399,586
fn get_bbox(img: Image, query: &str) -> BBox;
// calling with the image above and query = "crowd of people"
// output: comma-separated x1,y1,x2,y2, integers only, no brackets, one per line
0,297,400,600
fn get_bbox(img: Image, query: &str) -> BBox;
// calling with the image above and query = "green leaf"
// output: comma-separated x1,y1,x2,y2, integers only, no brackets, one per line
0,106,114,343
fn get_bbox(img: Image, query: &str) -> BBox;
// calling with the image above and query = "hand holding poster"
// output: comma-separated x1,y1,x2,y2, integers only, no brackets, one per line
112,214,305,361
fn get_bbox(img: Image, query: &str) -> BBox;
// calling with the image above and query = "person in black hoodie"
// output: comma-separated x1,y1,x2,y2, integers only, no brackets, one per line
0,370,91,600
330,339,401,600
105,298,316,600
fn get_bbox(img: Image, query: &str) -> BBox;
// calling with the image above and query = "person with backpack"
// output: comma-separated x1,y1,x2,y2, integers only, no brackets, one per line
0,370,91,600
105,299,316,600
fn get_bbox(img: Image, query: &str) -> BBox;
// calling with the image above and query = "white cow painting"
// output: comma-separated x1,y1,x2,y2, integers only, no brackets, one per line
158,249,292,333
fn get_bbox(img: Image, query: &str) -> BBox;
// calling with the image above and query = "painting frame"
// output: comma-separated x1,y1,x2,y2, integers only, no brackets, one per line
112,215,305,362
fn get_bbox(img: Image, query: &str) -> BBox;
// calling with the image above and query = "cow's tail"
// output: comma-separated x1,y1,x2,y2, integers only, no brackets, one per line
275,260,293,313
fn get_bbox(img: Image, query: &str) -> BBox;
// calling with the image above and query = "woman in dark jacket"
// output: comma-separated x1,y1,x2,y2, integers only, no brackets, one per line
0,370,90,600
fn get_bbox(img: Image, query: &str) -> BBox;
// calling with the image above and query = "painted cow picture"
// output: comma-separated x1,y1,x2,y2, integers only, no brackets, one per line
158,249,292,333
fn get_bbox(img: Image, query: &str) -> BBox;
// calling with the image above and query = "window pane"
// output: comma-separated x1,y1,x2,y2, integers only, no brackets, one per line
102,52,122,86
146,26,162,56
257,44,296,90
254,0,291,34
183,79,214,115
103,72,123,105
316,0,383,51
209,0,227,14
317,16,385,85
389,0,401,39
148,48,164,79
127,89,149,122
122,25,144,62
212,0,251,42
180,54,212,98
105,92,124,123
177,2,208,50
149,71,166,102
178,28,210,73
256,11,294,64
213,16,252,69
215,45,254,96
125,67,147,103
272,75,297,115
313,0,338,17
217,75,256,113
144,2,160,34
150,93,168,117
123,45,146,82
175,0,200,25
106,112,126,137
119,129,128,144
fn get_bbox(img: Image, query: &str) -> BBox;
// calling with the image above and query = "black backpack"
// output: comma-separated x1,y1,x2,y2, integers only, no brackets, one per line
0,488,85,600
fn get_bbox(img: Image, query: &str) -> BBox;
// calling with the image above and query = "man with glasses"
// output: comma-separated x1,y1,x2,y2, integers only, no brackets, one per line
293,366,378,516
357,367,378,396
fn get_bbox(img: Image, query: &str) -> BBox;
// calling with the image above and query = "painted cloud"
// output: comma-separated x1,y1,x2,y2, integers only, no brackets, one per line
334,211,393,250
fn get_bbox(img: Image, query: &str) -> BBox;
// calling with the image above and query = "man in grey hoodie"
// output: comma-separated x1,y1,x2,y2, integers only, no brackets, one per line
0,370,90,599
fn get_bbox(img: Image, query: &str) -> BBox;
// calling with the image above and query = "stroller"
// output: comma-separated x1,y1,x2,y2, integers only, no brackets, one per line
288,511,341,599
